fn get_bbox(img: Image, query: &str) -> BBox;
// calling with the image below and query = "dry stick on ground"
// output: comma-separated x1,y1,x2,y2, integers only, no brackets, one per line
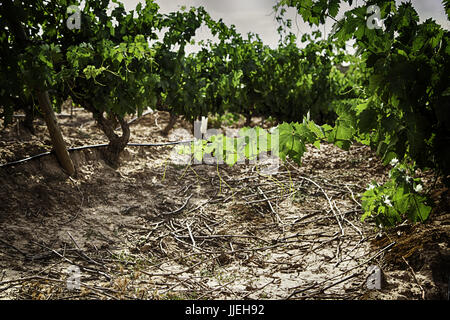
305,232,340,257
333,200,349,265
165,276,221,300
288,163,346,234
172,233,282,255
278,231,334,242
402,256,426,300
0,275,117,300
286,241,396,299
0,276,44,287
241,187,281,199
287,162,346,261
159,238,168,255
346,185,362,208
66,232,105,268
0,238,29,258
140,254,220,277
173,235,209,254
196,279,238,300
338,212,366,264
257,186,283,225
300,273,361,299
175,234,271,244
31,241,112,281
241,279,277,299
289,209,360,227
184,197,214,215
186,221,197,250
155,205,221,242
159,277,194,295
154,112,162,130
302,176,345,237
244,190,296,204
64,177,85,224
160,194,193,217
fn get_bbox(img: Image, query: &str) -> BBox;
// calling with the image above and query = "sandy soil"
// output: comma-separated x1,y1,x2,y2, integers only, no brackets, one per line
0,108,448,300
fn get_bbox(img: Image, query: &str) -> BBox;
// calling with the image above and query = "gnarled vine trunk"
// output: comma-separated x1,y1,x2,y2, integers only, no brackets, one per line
95,112,130,168
36,90,76,176
245,113,252,126
72,98,130,168
3,0,75,176
162,113,177,136
23,104,35,134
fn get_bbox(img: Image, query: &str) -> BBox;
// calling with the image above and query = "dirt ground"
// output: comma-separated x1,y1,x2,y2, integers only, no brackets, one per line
0,108,448,300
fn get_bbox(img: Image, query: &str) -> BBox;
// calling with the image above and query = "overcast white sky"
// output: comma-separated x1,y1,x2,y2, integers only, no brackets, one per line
119,0,449,51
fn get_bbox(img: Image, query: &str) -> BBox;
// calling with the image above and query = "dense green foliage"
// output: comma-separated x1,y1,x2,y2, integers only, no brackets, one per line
162,28,357,126
1,0,219,162
361,159,431,227
182,0,447,226
277,0,450,180
0,0,357,129
1,0,447,226
272,0,448,225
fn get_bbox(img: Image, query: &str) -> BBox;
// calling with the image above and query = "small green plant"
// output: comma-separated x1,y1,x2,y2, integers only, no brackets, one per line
361,159,432,227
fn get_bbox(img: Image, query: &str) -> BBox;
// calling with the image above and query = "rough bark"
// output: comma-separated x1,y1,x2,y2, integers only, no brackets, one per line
37,91,75,176
3,0,75,176
162,113,177,136
95,112,130,168
23,105,35,133
245,114,252,126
